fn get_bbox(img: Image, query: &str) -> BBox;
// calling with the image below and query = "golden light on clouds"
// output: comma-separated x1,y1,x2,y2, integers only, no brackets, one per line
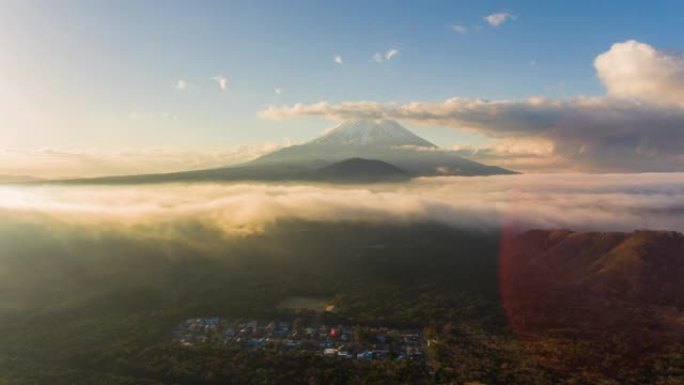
3,173,684,236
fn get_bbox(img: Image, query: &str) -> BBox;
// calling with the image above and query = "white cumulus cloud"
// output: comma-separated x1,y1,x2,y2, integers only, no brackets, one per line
484,12,515,27
333,55,343,65
594,40,684,106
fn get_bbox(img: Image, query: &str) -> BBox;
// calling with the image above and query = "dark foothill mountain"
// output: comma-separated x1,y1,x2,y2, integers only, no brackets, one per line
56,119,513,184
502,229,684,307
500,229,684,378
303,158,410,183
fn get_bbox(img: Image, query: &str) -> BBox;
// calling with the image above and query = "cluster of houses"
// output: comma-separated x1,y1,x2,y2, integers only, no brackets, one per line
172,317,425,362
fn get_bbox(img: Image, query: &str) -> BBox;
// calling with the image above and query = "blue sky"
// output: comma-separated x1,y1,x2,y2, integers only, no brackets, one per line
1,0,684,175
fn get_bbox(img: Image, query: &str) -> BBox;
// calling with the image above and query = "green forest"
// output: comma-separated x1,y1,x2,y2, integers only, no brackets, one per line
0,220,681,384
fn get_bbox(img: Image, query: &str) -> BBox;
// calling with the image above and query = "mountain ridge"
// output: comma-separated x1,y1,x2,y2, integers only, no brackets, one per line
500,229,684,378
506,229,684,306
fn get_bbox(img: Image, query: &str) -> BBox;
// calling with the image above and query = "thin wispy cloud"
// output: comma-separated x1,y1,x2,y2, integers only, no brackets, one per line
374,49,400,63
212,75,228,91
451,24,468,34
174,80,187,91
333,55,343,65
484,12,515,27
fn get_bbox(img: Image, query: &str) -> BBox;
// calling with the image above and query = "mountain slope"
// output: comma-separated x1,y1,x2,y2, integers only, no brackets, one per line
0,175,41,183
308,119,436,147
57,158,409,185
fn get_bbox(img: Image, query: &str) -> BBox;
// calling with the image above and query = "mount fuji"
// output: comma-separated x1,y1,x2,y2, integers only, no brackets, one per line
249,119,513,176
59,119,514,184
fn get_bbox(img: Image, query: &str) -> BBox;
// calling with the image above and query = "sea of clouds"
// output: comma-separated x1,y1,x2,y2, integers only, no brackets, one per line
1,173,683,236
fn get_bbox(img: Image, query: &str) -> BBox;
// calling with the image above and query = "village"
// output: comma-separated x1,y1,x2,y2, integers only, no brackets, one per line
172,317,426,362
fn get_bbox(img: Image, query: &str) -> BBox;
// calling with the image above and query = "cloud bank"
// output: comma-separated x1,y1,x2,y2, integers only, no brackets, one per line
260,40,684,173
2,173,684,236
260,97,684,172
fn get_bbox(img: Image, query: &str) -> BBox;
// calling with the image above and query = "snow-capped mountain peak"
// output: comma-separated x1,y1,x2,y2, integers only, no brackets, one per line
307,119,436,148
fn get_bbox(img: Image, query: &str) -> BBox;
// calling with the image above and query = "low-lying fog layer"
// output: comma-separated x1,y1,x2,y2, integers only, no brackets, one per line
1,173,684,235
